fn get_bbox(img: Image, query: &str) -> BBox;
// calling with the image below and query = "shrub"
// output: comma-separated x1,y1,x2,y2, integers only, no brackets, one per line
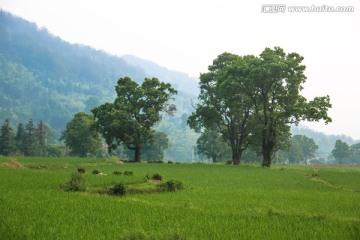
151,173,163,181
63,172,86,192
92,169,101,175
168,161,173,164
124,170,134,176
77,167,86,174
113,183,126,196
113,170,122,175
159,180,184,192
310,169,320,177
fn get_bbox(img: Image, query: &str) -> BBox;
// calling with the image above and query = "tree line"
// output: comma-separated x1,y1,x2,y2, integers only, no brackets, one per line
60,47,332,167
0,119,48,156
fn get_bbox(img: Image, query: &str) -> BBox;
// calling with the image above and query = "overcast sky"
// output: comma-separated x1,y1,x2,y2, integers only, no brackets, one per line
1,0,360,139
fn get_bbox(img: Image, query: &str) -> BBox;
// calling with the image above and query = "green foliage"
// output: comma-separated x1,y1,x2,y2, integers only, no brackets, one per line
77,167,86,174
151,173,163,181
63,171,86,192
332,140,351,164
0,119,15,156
189,47,332,166
92,76,177,162
61,112,100,157
196,129,231,163
92,169,101,175
159,180,184,191
113,171,122,175
287,135,318,164
188,53,253,165
113,183,126,196
124,170,134,176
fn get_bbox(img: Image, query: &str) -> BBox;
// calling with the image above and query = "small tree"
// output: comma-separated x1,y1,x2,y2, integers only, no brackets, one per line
24,119,38,156
349,143,360,165
92,77,177,162
36,120,48,156
287,135,318,164
61,112,100,157
15,123,26,155
0,119,15,156
332,140,350,164
196,129,231,163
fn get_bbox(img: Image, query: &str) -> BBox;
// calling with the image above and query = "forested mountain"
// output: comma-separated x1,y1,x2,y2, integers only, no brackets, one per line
0,10,199,161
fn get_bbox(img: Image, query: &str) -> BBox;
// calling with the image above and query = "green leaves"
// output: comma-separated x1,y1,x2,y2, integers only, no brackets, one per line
92,76,177,162
61,112,100,157
189,47,332,166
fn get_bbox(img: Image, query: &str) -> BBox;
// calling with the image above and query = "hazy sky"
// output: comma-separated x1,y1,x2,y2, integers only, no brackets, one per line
1,0,360,139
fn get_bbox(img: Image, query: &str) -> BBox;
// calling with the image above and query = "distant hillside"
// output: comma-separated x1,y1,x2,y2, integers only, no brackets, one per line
0,10,197,122
0,10,199,160
291,125,358,159
122,55,199,96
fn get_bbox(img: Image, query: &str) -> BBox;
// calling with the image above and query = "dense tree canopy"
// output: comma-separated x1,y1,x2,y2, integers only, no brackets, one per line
0,119,15,156
286,135,318,164
92,76,177,162
188,53,253,165
196,129,231,163
61,112,100,157
189,47,332,166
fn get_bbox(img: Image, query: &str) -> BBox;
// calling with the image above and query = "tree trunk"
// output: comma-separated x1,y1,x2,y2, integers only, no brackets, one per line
232,150,241,165
133,145,142,162
261,130,274,167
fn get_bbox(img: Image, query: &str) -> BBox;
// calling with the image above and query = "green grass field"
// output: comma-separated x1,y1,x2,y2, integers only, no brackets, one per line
0,157,359,239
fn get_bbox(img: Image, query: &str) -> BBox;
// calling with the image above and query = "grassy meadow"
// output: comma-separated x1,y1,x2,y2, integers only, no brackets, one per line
0,156,359,239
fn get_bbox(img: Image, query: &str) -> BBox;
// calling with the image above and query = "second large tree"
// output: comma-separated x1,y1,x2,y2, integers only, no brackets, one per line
92,77,177,162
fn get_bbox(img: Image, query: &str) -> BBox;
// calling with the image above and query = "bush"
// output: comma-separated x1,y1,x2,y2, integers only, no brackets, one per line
124,170,134,176
159,180,184,192
310,169,320,177
77,167,86,174
113,170,122,175
113,183,126,196
92,169,101,175
63,172,86,192
168,161,173,164
151,173,163,181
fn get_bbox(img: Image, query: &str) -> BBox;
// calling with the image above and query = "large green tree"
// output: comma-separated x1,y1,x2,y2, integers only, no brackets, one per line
92,76,177,162
233,47,331,167
0,119,15,156
61,112,100,157
188,53,253,165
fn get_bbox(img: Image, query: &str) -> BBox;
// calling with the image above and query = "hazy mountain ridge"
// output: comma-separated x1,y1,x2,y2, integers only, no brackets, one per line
291,124,359,158
122,55,199,96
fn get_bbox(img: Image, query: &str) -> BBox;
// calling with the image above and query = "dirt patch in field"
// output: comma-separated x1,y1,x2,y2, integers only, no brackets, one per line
1,159,24,168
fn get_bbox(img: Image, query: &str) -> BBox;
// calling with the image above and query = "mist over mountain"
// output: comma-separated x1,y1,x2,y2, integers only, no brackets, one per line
122,55,199,96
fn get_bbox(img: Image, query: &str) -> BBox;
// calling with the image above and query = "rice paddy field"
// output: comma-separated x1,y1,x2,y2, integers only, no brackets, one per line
0,156,359,239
